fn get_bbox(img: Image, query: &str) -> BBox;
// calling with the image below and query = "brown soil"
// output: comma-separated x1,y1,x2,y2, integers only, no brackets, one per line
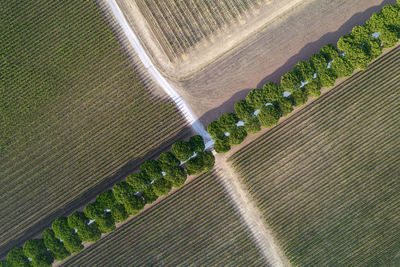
172,0,396,123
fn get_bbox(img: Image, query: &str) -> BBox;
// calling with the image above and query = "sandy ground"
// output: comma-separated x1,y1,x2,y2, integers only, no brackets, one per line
171,0,396,123
215,154,290,267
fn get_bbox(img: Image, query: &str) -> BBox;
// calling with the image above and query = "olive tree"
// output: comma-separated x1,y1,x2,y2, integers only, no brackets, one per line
126,172,151,192
42,229,70,260
206,121,224,139
228,126,247,145
214,136,231,153
23,239,54,266
189,135,205,153
218,113,238,132
291,88,309,107
274,97,293,117
258,105,281,128
244,117,261,134
281,71,301,92
171,141,193,162
164,166,187,187
294,61,315,82
310,53,328,73
152,178,172,197
6,247,30,267
139,160,162,181
234,100,255,120
304,80,322,98
110,203,128,223
318,68,337,87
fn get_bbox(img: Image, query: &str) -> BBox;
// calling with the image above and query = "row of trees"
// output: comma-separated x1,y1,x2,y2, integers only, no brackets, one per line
208,1,400,154
2,136,214,267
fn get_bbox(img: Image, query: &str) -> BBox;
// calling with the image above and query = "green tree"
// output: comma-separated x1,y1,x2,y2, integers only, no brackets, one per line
113,182,135,205
294,61,315,82
262,82,284,102
320,44,339,61
218,113,238,132
281,71,301,92
214,136,231,153
291,88,309,107
206,121,224,139
246,89,267,109
142,186,158,204
42,229,70,261
201,151,215,172
189,135,205,153
275,97,293,116
83,201,103,220
96,213,115,233
126,172,151,192
185,154,205,175
68,211,89,230
158,151,180,167
110,203,128,223
0,260,11,267
152,178,172,197
318,68,337,87
23,239,54,267
42,230,69,261
258,105,281,128
76,223,101,243
244,117,261,134
330,56,355,78
310,53,328,73
96,190,117,210
139,160,162,181
61,234,83,254
123,195,145,215
304,80,322,98
52,217,73,239
228,126,247,145
164,166,187,187
6,247,30,267
234,100,255,120
171,141,193,162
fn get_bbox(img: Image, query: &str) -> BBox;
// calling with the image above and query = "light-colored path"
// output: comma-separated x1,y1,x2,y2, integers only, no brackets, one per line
215,153,290,267
105,0,213,147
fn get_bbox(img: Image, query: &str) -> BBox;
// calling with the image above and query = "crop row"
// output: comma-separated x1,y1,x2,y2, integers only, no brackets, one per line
136,0,264,59
207,1,400,154
229,41,400,265
61,170,265,267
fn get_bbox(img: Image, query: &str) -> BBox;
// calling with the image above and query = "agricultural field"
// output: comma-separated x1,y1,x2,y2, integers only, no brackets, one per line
230,45,400,266
0,0,189,255
134,0,265,60
61,170,266,266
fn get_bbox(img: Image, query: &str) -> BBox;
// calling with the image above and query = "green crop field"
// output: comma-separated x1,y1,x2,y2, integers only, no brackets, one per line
230,46,400,266
133,0,265,59
0,1,188,254
61,169,265,266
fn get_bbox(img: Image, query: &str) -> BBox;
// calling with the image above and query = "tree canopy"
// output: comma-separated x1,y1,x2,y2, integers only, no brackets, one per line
189,135,205,153
294,61,315,82
126,172,151,192
6,247,30,267
291,88,309,107
310,53,328,73
171,141,193,162
275,97,293,117
42,229,70,261
23,239,54,267
206,121,225,139
281,71,301,92
214,136,231,153
218,113,238,132
234,100,255,120
139,160,162,180
304,80,322,98
257,105,281,128
96,190,117,210
228,126,247,145
244,117,261,134
152,178,172,197
113,182,135,205
164,166,187,187
110,203,128,223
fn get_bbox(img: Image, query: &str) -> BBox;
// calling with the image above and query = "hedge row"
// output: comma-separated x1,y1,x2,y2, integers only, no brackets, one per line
1,136,214,267
208,1,400,153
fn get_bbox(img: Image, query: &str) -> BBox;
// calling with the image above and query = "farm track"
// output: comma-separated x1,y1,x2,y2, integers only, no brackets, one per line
230,45,400,265
0,1,189,256
61,170,266,266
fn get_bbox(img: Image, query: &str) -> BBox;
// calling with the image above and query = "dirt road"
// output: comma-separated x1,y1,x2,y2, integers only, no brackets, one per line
215,154,290,267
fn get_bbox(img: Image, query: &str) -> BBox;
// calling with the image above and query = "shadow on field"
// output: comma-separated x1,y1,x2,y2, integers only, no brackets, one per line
0,125,192,259
198,0,396,126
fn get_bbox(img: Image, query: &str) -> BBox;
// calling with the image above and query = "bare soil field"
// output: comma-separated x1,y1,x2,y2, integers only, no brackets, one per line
173,0,396,122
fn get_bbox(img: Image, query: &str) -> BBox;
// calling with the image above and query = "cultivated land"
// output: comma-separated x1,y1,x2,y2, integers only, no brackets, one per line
230,46,400,266
0,1,189,255
61,170,266,266
174,0,396,122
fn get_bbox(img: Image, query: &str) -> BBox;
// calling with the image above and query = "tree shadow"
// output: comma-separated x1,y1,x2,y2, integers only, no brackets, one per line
198,0,396,126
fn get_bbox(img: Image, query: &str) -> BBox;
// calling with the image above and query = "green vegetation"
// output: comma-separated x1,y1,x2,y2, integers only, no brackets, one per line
61,170,265,266
230,46,400,266
0,0,189,254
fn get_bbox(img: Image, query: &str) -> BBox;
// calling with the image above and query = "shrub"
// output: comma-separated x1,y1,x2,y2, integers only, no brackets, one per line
258,105,281,128
228,126,247,145
139,160,162,180
310,53,328,73
126,172,151,192
281,71,301,92
275,97,293,116
189,135,205,153
214,136,231,153
152,178,173,197
164,166,187,187
218,113,238,132
245,117,261,134
42,229,70,260
294,61,315,82
158,151,180,170
110,203,128,223
6,247,30,267
171,141,193,162
234,100,255,120
291,88,309,107
304,80,322,98
206,121,224,139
